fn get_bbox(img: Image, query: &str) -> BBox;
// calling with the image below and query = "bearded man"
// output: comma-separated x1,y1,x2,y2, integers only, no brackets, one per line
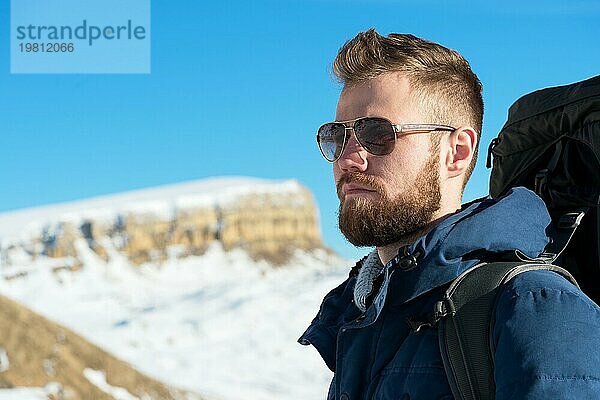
299,29,600,400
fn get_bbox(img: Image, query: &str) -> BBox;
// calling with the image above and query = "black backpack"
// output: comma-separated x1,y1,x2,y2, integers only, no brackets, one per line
434,75,600,400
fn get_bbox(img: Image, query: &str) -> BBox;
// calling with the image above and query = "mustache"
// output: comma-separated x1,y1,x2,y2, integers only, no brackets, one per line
336,172,386,199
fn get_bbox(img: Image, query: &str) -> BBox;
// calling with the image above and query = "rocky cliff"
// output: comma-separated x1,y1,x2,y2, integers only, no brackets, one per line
0,177,324,270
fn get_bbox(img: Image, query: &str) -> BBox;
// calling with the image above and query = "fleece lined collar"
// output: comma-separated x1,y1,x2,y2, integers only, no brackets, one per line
353,250,383,312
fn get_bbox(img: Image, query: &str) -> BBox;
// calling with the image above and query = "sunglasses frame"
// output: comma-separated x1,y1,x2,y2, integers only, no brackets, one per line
316,116,456,162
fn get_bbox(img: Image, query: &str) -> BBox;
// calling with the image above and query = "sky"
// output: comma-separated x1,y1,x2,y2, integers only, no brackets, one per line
1,0,599,260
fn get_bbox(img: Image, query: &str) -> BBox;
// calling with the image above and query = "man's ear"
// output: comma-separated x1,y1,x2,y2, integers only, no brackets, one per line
444,126,478,178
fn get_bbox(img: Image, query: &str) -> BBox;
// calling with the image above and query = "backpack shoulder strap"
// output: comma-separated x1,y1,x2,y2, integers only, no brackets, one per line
436,261,578,400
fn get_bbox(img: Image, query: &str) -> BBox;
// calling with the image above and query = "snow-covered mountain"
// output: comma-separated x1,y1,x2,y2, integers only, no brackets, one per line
0,176,323,269
0,177,354,400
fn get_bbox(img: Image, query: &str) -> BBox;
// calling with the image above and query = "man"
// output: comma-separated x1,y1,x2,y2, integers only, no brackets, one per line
299,29,600,399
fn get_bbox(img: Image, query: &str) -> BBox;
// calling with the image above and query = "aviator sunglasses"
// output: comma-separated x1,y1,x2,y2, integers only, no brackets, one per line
316,117,456,162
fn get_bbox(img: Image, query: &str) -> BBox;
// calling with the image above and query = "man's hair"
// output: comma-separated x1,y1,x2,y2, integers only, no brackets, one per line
333,29,484,187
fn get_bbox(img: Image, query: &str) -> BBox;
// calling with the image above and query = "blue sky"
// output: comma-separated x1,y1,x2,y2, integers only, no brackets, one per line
1,0,599,260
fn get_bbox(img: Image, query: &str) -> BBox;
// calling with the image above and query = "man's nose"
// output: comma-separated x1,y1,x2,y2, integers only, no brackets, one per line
336,131,368,172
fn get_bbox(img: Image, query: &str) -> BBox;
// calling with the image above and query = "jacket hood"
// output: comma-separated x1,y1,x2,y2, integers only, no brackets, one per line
386,186,552,305
416,186,550,262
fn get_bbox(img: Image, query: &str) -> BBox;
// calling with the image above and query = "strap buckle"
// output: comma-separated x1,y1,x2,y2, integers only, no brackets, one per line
434,299,455,320
534,169,549,196
408,299,455,333
557,212,585,229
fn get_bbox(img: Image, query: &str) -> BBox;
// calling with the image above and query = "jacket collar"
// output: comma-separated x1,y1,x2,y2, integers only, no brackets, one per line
358,187,552,307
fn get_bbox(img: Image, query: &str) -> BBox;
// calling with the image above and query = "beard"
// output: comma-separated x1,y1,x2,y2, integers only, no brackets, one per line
337,157,442,247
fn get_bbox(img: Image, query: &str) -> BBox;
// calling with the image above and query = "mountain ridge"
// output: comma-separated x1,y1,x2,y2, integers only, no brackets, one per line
0,176,325,267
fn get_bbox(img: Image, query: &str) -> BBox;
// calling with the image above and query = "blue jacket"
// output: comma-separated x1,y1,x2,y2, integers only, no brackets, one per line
299,188,600,400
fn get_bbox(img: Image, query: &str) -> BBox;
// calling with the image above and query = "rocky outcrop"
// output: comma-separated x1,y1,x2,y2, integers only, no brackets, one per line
0,293,202,399
0,178,324,268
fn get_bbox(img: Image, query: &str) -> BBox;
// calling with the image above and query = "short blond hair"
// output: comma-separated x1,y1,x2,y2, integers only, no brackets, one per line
333,29,483,184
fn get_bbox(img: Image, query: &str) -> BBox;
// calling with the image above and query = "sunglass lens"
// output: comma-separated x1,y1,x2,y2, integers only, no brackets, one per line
317,123,346,161
354,117,396,155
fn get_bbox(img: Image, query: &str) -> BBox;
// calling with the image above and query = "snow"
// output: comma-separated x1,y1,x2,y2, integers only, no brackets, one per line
0,241,350,400
0,388,47,400
0,347,8,373
84,368,139,400
0,383,62,400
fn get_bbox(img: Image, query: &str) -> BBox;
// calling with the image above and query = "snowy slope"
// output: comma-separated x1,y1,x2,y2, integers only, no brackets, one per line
0,177,354,400
0,242,347,400
0,384,61,400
